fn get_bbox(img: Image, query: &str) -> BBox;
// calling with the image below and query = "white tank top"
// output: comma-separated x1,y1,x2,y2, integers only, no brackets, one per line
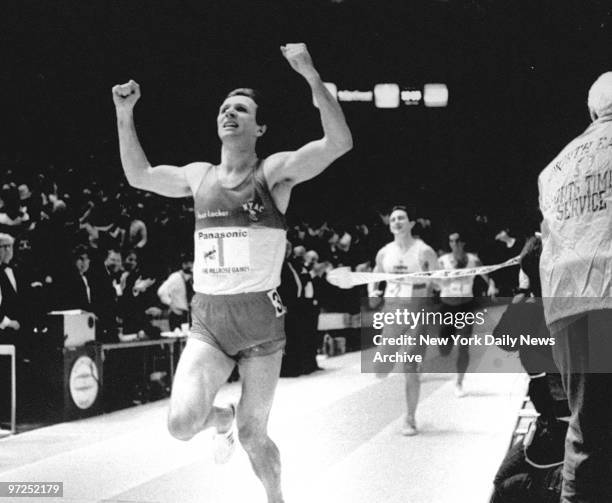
379,239,436,298
189,162,287,295
438,252,479,300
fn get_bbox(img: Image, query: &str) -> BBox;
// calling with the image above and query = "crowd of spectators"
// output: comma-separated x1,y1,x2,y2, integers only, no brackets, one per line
0,164,552,427
0,166,193,339
0,164,542,353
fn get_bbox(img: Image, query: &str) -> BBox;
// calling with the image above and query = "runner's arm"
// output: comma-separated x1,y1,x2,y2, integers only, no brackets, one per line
113,80,192,198
475,256,497,297
368,249,385,297
421,247,440,288
265,44,352,187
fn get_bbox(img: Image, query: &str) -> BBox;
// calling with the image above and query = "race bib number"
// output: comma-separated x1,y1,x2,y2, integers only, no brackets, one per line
196,229,251,274
387,281,412,298
267,289,286,317
448,281,472,296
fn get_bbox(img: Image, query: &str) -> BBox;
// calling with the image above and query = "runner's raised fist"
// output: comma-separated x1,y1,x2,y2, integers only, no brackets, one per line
112,80,141,110
280,43,318,80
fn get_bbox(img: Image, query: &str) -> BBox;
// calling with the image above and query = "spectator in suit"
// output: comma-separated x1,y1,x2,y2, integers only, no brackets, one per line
0,233,24,344
300,250,323,374
90,248,122,342
13,236,50,327
119,249,161,335
0,232,37,412
18,183,43,227
54,244,93,311
279,241,303,377
490,224,523,297
291,245,306,270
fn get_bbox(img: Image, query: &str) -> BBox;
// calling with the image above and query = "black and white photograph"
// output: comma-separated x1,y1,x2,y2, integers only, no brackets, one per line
1,1,612,502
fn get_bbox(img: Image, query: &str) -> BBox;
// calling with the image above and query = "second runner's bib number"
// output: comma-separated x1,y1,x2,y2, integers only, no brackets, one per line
447,280,472,296
386,281,413,297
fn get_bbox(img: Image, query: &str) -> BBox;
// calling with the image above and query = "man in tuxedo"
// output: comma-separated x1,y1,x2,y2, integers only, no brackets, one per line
90,248,123,342
0,232,33,418
119,249,160,335
0,233,26,344
298,250,322,374
279,241,303,377
55,244,93,311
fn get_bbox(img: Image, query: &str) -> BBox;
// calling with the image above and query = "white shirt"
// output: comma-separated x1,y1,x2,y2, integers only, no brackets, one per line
374,239,437,298
157,271,190,312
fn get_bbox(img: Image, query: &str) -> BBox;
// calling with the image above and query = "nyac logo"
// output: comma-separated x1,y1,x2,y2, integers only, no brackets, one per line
242,199,264,222
203,247,217,262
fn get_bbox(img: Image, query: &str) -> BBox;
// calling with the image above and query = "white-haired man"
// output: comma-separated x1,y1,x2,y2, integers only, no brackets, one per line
113,44,351,503
539,71,612,502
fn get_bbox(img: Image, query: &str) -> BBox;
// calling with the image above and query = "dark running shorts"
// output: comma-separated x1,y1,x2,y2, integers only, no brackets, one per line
190,289,286,361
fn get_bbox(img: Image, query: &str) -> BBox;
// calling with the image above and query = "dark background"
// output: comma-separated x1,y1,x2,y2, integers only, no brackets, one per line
2,0,612,230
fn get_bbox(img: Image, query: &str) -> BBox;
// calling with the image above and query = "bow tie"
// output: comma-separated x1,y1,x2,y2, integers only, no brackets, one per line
0,264,10,271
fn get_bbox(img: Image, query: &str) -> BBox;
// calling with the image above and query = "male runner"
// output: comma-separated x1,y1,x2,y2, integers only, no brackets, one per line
437,230,495,397
112,43,352,503
368,206,438,436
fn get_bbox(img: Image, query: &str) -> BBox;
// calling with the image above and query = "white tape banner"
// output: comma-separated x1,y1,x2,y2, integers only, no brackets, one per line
326,256,521,289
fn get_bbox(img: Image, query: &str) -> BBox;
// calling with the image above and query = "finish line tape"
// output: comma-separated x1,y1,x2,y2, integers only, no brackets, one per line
326,256,521,289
